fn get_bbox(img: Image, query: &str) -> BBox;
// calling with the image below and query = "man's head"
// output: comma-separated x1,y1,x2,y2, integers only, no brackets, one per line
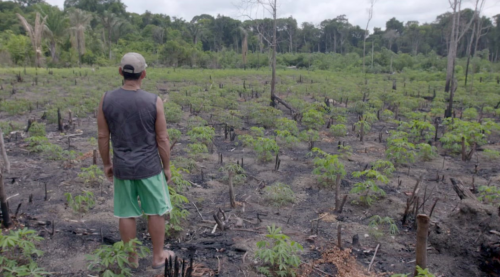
119,52,147,81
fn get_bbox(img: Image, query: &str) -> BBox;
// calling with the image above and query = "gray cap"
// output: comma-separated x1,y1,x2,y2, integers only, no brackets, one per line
120,52,147,74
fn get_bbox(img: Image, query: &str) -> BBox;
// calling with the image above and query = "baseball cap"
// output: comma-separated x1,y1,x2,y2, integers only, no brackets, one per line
120,52,147,74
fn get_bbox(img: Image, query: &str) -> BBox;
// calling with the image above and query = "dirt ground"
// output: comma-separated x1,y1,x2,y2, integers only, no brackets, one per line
1,68,499,277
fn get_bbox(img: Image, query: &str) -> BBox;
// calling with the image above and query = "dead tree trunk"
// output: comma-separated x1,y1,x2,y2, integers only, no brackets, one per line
450,178,476,200
0,130,11,228
335,174,341,211
415,214,430,276
229,172,236,208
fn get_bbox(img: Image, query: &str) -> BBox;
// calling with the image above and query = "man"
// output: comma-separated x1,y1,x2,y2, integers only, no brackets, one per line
97,52,173,269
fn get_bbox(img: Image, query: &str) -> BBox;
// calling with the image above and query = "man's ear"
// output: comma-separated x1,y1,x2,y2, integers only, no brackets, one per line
119,67,124,76
141,70,147,79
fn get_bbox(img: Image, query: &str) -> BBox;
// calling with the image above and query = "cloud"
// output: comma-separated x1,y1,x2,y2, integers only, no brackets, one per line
45,0,499,29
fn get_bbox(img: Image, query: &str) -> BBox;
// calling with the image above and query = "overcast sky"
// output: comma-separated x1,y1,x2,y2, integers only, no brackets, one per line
44,0,499,29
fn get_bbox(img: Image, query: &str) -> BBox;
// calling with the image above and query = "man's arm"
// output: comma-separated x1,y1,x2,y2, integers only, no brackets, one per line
155,97,171,180
97,94,113,181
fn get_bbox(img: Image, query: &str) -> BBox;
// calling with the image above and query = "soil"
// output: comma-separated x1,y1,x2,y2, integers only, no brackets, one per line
0,68,499,277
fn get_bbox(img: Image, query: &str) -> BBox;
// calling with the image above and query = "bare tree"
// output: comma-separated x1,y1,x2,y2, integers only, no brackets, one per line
466,0,488,91
444,0,479,118
16,13,47,67
362,0,375,77
0,129,11,228
239,0,295,113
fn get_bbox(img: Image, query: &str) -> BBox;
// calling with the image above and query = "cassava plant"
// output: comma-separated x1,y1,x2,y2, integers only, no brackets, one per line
311,148,346,211
220,163,246,208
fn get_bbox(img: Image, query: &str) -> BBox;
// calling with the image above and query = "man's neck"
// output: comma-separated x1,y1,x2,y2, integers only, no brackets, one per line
122,80,141,91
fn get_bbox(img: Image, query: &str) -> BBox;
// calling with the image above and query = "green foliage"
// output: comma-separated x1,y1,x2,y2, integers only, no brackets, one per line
350,169,389,206
86,239,150,277
78,165,104,186
275,130,300,148
25,137,76,161
399,120,435,142
478,185,500,206
311,148,346,189
354,118,371,135
168,128,182,145
164,101,183,123
187,126,215,147
255,225,303,277
187,143,208,160
0,228,47,276
482,149,500,161
391,266,436,277
368,215,399,239
299,129,319,144
28,122,46,137
253,137,280,162
220,163,246,186
386,132,416,166
164,165,191,235
187,116,207,129
330,124,347,137
65,191,96,214
417,143,438,161
276,118,299,136
302,109,325,130
264,183,295,209
250,106,283,128
462,107,478,121
440,118,490,155
172,157,197,172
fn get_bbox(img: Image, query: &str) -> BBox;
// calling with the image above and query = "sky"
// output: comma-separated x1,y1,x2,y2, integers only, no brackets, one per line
44,0,500,29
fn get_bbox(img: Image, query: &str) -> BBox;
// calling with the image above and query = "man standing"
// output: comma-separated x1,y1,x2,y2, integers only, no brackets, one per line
97,52,173,269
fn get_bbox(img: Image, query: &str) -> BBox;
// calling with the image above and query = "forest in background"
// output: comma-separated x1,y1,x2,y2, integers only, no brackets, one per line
0,0,499,73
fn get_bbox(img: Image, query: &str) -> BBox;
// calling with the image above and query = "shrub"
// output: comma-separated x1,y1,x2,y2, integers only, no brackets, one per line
417,143,438,161
478,185,500,205
302,109,325,130
483,149,500,161
0,228,48,277
164,101,183,123
25,137,76,161
254,137,279,162
276,118,299,136
86,239,150,276
350,169,388,206
462,107,478,121
65,191,96,214
78,165,104,186
187,143,208,160
187,116,207,129
330,124,347,137
386,132,416,166
368,215,399,239
255,225,303,277
188,126,215,147
264,183,295,211
28,122,46,137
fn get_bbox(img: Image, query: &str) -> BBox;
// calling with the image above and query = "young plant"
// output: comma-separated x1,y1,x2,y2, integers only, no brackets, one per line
302,109,325,130
478,185,500,205
78,165,104,186
187,143,208,160
417,143,438,161
187,126,215,147
220,163,246,208
86,239,150,277
440,118,490,159
299,129,320,150
165,165,191,235
391,266,436,277
26,136,75,161
276,117,299,136
483,149,500,161
65,191,96,214
0,228,48,277
330,124,347,137
350,169,388,206
275,130,300,148
255,224,303,277
28,122,46,137
368,215,399,239
264,183,295,212
311,148,346,211
385,132,416,166
253,137,280,162
168,128,182,150
164,101,183,123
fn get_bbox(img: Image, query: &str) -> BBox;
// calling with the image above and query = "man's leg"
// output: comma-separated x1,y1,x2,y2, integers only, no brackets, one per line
119,218,138,266
148,215,172,267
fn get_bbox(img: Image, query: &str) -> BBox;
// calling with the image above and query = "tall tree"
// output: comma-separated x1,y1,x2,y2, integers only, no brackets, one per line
38,4,68,63
99,11,123,60
363,0,375,77
68,8,92,64
16,12,47,67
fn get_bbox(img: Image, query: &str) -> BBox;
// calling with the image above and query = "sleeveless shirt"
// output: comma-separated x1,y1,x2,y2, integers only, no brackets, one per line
102,88,163,180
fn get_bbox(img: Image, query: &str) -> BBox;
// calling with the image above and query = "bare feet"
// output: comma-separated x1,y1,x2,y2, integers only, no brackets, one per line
152,250,175,269
128,252,139,268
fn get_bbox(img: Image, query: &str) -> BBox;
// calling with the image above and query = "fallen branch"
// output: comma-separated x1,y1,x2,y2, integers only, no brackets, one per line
368,244,380,272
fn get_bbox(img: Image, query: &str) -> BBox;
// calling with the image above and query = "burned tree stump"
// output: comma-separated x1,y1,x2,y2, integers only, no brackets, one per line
450,178,476,200
415,214,430,275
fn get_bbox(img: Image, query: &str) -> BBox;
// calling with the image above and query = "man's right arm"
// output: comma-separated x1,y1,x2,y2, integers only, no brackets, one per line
155,97,171,181
97,94,113,181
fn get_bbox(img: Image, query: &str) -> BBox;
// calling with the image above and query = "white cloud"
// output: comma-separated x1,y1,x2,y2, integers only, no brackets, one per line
44,0,499,29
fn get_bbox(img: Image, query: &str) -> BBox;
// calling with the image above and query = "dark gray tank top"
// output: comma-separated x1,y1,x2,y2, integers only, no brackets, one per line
102,88,162,180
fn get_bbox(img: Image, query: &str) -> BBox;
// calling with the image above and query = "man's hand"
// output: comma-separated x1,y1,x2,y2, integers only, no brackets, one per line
164,168,172,183
104,164,114,182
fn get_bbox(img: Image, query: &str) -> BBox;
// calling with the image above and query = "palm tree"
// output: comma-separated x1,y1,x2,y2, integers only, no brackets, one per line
16,12,47,67
100,11,123,60
38,4,68,63
68,8,92,65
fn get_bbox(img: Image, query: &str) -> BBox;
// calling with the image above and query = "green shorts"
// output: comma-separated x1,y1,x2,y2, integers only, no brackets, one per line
113,173,172,218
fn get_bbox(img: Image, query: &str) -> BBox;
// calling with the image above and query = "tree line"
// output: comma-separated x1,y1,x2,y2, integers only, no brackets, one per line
0,0,499,70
